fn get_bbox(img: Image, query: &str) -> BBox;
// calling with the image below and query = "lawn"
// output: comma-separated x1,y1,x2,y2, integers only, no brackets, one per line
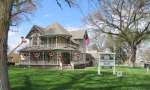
9,66,150,90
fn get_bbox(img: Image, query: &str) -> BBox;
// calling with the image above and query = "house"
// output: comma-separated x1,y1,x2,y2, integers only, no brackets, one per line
69,30,85,52
19,23,93,69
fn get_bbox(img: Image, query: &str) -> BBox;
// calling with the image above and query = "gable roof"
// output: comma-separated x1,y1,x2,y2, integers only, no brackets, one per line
69,30,85,39
26,23,73,38
44,23,71,37
26,25,44,38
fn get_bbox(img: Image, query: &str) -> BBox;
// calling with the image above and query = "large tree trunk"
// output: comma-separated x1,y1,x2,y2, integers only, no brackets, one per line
128,46,137,67
0,0,13,90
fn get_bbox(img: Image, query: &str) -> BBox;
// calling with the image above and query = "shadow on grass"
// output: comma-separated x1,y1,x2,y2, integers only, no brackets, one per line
50,71,150,90
50,71,88,90
71,84,150,90
11,69,150,90
12,75,33,90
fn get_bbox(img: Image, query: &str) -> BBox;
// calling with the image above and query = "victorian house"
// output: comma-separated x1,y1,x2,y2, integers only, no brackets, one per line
19,23,93,69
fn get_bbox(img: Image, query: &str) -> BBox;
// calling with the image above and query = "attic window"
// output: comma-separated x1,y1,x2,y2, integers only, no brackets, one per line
32,34,38,45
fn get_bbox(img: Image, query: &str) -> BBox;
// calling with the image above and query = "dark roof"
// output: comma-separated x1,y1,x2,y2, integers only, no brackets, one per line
44,23,71,37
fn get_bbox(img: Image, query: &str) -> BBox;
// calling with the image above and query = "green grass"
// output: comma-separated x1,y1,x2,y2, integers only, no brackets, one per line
9,66,150,90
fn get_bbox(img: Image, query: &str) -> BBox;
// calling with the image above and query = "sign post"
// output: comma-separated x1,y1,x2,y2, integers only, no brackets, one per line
113,53,116,75
98,59,101,75
98,52,116,75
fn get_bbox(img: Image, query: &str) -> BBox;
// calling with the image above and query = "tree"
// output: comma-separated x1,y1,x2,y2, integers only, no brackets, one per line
115,43,129,64
0,1,14,90
89,29,106,50
89,29,114,50
0,0,74,90
86,0,150,67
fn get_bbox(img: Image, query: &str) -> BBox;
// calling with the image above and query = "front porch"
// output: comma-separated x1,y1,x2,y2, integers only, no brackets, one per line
19,50,86,69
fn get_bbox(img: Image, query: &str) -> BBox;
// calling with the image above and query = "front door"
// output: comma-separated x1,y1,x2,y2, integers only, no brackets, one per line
62,52,70,64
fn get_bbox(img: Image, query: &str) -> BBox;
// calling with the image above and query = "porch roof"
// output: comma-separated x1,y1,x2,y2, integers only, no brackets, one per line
19,46,76,52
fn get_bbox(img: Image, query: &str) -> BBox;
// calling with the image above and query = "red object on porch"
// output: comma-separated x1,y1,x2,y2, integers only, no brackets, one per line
48,52,54,57
33,52,40,58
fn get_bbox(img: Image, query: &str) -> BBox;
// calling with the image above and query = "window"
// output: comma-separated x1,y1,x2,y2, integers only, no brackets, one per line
32,34,38,45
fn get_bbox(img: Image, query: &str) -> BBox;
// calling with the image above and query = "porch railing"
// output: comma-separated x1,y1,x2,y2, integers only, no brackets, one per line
20,60,59,65
28,43,78,49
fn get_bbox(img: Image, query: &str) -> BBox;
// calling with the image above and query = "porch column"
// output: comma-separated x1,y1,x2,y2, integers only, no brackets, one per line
29,52,31,68
59,51,63,70
70,51,74,69
43,52,45,67
47,37,49,47
37,36,40,46
70,51,72,64
56,36,58,48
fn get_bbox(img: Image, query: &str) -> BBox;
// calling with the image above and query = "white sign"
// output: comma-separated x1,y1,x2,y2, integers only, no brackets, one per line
98,53,116,75
104,55,110,60
100,54,115,67
100,60,115,66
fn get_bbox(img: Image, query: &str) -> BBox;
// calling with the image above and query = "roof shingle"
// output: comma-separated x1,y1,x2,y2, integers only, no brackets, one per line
69,30,85,39
44,23,71,36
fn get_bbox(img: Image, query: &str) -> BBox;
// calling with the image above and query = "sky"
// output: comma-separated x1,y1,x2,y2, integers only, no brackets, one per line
8,0,150,53
8,0,98,52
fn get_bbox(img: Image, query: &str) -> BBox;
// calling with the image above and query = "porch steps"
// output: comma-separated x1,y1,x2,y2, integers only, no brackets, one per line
61,64,73,69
